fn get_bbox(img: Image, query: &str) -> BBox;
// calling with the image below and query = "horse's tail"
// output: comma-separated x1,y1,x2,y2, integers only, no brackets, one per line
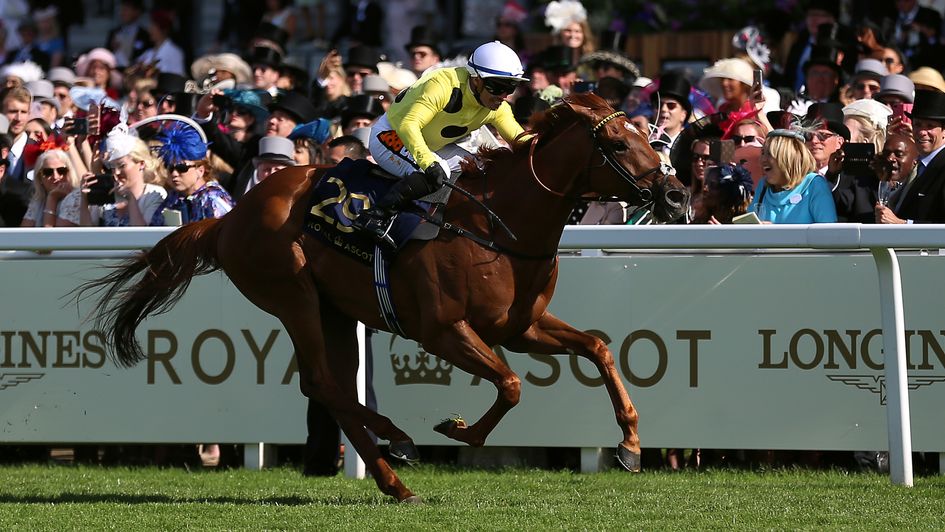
75,218,223,368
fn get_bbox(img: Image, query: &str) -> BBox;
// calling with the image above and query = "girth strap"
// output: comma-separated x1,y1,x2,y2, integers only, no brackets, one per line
373,246,406,337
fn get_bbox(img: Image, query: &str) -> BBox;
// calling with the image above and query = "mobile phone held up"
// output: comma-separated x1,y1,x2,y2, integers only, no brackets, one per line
890,102,913,127
64,117,88,136
86,173,115,206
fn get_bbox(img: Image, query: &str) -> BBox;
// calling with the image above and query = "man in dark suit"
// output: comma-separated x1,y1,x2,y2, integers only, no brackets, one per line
782,0,840,92
106,0,153,68
893,0,942,61
876,90,945,224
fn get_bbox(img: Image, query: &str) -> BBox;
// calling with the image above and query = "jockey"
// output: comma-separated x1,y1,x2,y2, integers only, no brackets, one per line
354,41,529,245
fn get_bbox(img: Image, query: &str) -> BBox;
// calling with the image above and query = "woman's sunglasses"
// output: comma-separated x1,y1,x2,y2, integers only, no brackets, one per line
41,167,69,178
731,135,757,145
165,162,197,174
482,78,520,96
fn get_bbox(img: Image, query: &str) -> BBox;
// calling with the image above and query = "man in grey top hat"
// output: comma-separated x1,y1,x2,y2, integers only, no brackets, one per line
25,79,60,126
248,136,297,193
849,58,887,101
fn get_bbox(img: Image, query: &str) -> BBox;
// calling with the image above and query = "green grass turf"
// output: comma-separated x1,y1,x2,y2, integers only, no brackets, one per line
0,464,943,530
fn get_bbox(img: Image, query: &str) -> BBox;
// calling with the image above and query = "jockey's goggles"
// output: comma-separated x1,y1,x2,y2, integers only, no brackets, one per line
482,78,521,96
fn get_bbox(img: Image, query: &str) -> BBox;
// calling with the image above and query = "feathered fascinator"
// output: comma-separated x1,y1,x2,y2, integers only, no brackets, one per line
22,133,69,168
719,101,761,140
289,118,332,144
732,26,771,72
155,123,208,165
0,61,44,84
544,0,587,33
102,123,140,163
715,163,755,203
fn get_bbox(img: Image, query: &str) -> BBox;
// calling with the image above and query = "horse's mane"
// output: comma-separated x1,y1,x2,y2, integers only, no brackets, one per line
461,93,609,178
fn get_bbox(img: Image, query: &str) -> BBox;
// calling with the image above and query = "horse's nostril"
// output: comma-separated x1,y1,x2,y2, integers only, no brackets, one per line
665,189,687,207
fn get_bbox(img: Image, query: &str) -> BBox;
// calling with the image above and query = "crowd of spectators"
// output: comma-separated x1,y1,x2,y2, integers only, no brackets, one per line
1,0,943,473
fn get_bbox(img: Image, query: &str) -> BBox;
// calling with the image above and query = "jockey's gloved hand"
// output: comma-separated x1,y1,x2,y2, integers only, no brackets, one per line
424,163,447,188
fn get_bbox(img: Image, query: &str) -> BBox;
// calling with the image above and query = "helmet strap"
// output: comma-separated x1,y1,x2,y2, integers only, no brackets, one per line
469,77,486,107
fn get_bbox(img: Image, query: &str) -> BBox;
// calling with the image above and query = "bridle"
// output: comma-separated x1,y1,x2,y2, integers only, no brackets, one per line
527,109,676,206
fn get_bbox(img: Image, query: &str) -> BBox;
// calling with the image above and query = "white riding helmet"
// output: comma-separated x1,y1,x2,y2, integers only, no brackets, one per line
466,41,529,82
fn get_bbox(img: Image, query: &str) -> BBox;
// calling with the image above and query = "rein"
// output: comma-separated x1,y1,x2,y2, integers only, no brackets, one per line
527,110,675,207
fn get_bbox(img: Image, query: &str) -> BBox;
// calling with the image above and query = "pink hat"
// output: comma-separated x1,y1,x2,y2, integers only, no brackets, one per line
75,48,117,77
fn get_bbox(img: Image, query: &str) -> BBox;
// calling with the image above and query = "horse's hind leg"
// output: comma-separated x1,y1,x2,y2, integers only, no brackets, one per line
503,311,641,471
422,321,521,447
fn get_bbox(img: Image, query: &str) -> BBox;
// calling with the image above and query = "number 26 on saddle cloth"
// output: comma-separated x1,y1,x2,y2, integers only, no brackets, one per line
303,158,434,261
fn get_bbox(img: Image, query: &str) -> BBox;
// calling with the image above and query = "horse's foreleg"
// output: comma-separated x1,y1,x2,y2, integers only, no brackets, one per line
283,313,415,501
319,306,420,462
503,311,641,471
423,321,521,447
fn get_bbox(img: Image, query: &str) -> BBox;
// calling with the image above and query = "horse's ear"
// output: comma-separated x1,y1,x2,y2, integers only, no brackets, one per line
561,95,595,121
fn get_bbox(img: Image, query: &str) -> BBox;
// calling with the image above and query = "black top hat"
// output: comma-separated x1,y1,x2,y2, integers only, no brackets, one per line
540,45,577,73
405,26,441,56
597,30,628,53
806,0,840,19
651,71,692,114
803,44,843,77
908,89,945,122
120,0,146,11
269,91,318,124
346,45,381,72
254,22,289,53
155,72,187,96
914,8,942,32
280,57,310,91
341,94,385,126
247,46,283,69
805,102,850,140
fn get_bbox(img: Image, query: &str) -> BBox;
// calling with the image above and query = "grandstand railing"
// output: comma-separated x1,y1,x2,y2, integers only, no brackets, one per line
2,224,944,486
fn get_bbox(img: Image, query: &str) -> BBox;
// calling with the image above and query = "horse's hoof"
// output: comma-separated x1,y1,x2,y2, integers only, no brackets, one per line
433,416,466,436
616,444,642,472
401,495,424,504
389,440,420,464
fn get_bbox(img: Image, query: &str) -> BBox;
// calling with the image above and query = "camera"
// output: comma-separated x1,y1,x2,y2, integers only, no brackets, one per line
572,81,596,94
86,173,115,206
64,117,88,136
841,143,875,176
211,94,232,110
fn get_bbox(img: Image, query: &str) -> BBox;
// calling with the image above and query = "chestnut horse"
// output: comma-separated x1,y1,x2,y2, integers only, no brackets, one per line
79,94,688,502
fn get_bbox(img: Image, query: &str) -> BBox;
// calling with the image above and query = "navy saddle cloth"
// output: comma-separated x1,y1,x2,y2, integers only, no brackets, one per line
303,158,438,263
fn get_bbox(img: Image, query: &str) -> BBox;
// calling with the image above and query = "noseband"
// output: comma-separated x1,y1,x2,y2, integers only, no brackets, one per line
528,110,675,204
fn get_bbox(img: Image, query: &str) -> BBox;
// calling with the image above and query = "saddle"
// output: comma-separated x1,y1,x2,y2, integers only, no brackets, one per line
303,158,444,264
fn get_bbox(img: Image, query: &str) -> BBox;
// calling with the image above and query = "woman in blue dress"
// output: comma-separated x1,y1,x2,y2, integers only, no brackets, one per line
749,129,838,223
150,123,234,226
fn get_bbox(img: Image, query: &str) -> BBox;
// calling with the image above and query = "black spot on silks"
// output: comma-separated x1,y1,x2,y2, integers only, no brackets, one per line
441,125,469,138
443,88,463,113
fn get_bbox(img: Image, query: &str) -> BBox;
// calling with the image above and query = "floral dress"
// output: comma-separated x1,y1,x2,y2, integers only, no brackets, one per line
23,189,83,226
90,184,167,227
149,181,234,226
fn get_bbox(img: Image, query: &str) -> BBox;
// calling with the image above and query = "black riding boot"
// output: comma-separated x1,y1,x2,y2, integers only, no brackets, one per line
353,170,441,248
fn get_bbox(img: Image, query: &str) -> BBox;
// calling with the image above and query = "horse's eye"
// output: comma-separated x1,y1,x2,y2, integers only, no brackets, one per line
611,141,627,153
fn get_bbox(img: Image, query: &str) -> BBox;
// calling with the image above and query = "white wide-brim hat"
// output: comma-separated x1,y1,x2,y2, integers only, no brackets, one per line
699,58,754,100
